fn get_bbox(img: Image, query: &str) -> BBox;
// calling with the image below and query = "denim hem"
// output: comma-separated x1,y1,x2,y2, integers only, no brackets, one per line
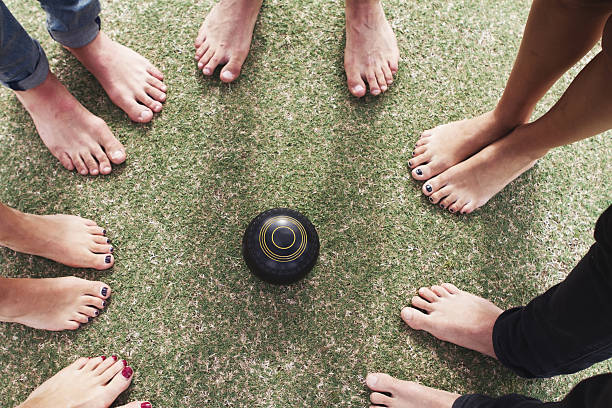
48,16,100,48
4,40,49,91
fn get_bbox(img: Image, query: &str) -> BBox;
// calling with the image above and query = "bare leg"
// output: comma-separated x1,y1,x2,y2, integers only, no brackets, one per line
15,71,126,176
345,0,399,97
366,373,459,408
423,50,612,214
17,356,150,408
194,0,263,83
410,0,612,181
67,32,167,123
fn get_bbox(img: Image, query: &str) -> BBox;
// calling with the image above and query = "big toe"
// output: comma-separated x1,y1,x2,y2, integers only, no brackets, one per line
401,307,430,330
89,281,111,300
119,96,154,124
366,373,398,393
346,68,366,97
220,54,247,83
98,132,126,165
107,365,134,396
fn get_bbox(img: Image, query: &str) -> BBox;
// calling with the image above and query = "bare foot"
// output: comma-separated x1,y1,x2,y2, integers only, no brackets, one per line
17,356,149,408
409,110,525,181
0,205,115,269
194,0,263,82
67,32,167,123
0,277,110,331
366,373,459,408
402,283,503,358
345,0,399,97
15,72,126,176
421,124,544,214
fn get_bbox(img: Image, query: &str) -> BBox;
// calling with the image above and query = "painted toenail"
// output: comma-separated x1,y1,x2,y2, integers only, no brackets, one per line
122,366,133,379
429,197,434,202
425,184,432,192
408,161,413,167
412,151,415,156
141,403,152,408
110,247,114,253
105,255,111,264
449,208,455,213
107,238,111,244
95,310,99,316
101,287,108,296
101,356,106,360
88,317,92,322
415,168,423,176
102,229,106,235
112,355,118,361
102,301,106,307
221,71,234,81
353,85,364,94
122,359,128,367
440,204,445,209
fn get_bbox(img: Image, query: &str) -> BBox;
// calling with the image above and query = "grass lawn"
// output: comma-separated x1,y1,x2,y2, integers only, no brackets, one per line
1,0,611,406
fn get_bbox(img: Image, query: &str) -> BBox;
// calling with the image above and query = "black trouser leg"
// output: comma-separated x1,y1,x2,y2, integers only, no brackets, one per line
452,373,612,408
493,204,612,378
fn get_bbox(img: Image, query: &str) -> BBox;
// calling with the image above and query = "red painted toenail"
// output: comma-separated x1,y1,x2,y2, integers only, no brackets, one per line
122,366,133,379
101,356,106,360
122,359,128,367
141,403,152,408
112,355,118,361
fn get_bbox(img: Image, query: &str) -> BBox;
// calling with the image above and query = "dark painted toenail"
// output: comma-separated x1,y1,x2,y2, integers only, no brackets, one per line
110,247,114,253
101,356,106,360
449,208,455,213
425,184,432,192
95,310,99,316
440,204,445,209
412,151,416,156
122,359,128,367
141,403,152,408
102,229,106,235
122,366,133,379
106,238,111,244
105,255,111,264
408,161,413,167
101,287,108,296
416,168,423,176
429,197,434,202
102,301,106,307
112,355,118,361
88,317,92,322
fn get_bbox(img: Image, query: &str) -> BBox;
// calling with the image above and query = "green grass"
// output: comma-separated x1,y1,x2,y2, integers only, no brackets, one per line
1,0,611,406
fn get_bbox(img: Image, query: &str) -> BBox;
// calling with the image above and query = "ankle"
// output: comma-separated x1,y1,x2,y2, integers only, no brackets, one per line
346,0,382,14
0,206,28,246
490,105,531,130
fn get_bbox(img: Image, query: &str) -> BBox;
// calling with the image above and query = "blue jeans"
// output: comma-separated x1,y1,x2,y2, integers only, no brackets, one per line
0,0,100,91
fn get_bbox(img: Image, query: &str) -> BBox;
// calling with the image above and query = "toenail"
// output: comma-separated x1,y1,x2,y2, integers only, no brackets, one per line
415,168,423,176
103,166,111,173
102,229,106,235
372,89,381,95
106,238,111,244
122,359,128,367
429,197,434,202
95,310,99,316
412,151,415,156
366,374,378,386
203,68,211,75
449,208,455,213
138,111,149,121
401,307,412,320
112,355,118,361
101,356,106,360
141,403,152,408
122,366,133,379
425,184,432,192
381,85,387,91
353,85,364,94
440,204,445,209
102,301,107,307
110,247,114,253
111,151,123,160
101,287,108,297
221,71,234,81
408,161,413,167
105,255,111,264
197,62,203,68
88,317,92,322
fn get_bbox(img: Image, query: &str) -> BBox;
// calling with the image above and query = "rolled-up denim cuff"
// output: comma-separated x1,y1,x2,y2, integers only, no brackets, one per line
4,40,49,91
48,15,100,48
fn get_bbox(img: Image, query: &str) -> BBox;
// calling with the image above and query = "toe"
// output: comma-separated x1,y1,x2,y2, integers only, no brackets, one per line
431,285,451,297
198,48,215,72
428,186,451,205
202,52,225,76
65,321,80,330
195,24,206,48
94,235,112,245
73,312,91,325
81,151,99,176
375,68,387,93
94,355,116,375
58,152,75,171
422,177,443,196
195,42,209,63
117,402,152,408
370,392,392,406
411,296,433,312
366,373,398,394
106,363,134,395
70,357,90,370
88,282,111,299
346,67,366,97
98,358,128,384
90,243,113,254
401,307,430,330
441,283,460,294
146,76,167,93
87,226,107,236
461,201,477,214
146,65,164,81
79,305,100,318
408,152,430,171
145,85,166,103
91,253,114,270
83,295,106,310
381,63,394,86
98,130,125,165
388,58,399,74
366,71,381,96
220,53,248,83
91,145,112,175
418,287,438,302
136,93,163,113
71,153,88,176
439,193,458,210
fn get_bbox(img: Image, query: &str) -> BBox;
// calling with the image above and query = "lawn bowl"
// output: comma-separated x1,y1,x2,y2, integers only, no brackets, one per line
242,208,319,285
